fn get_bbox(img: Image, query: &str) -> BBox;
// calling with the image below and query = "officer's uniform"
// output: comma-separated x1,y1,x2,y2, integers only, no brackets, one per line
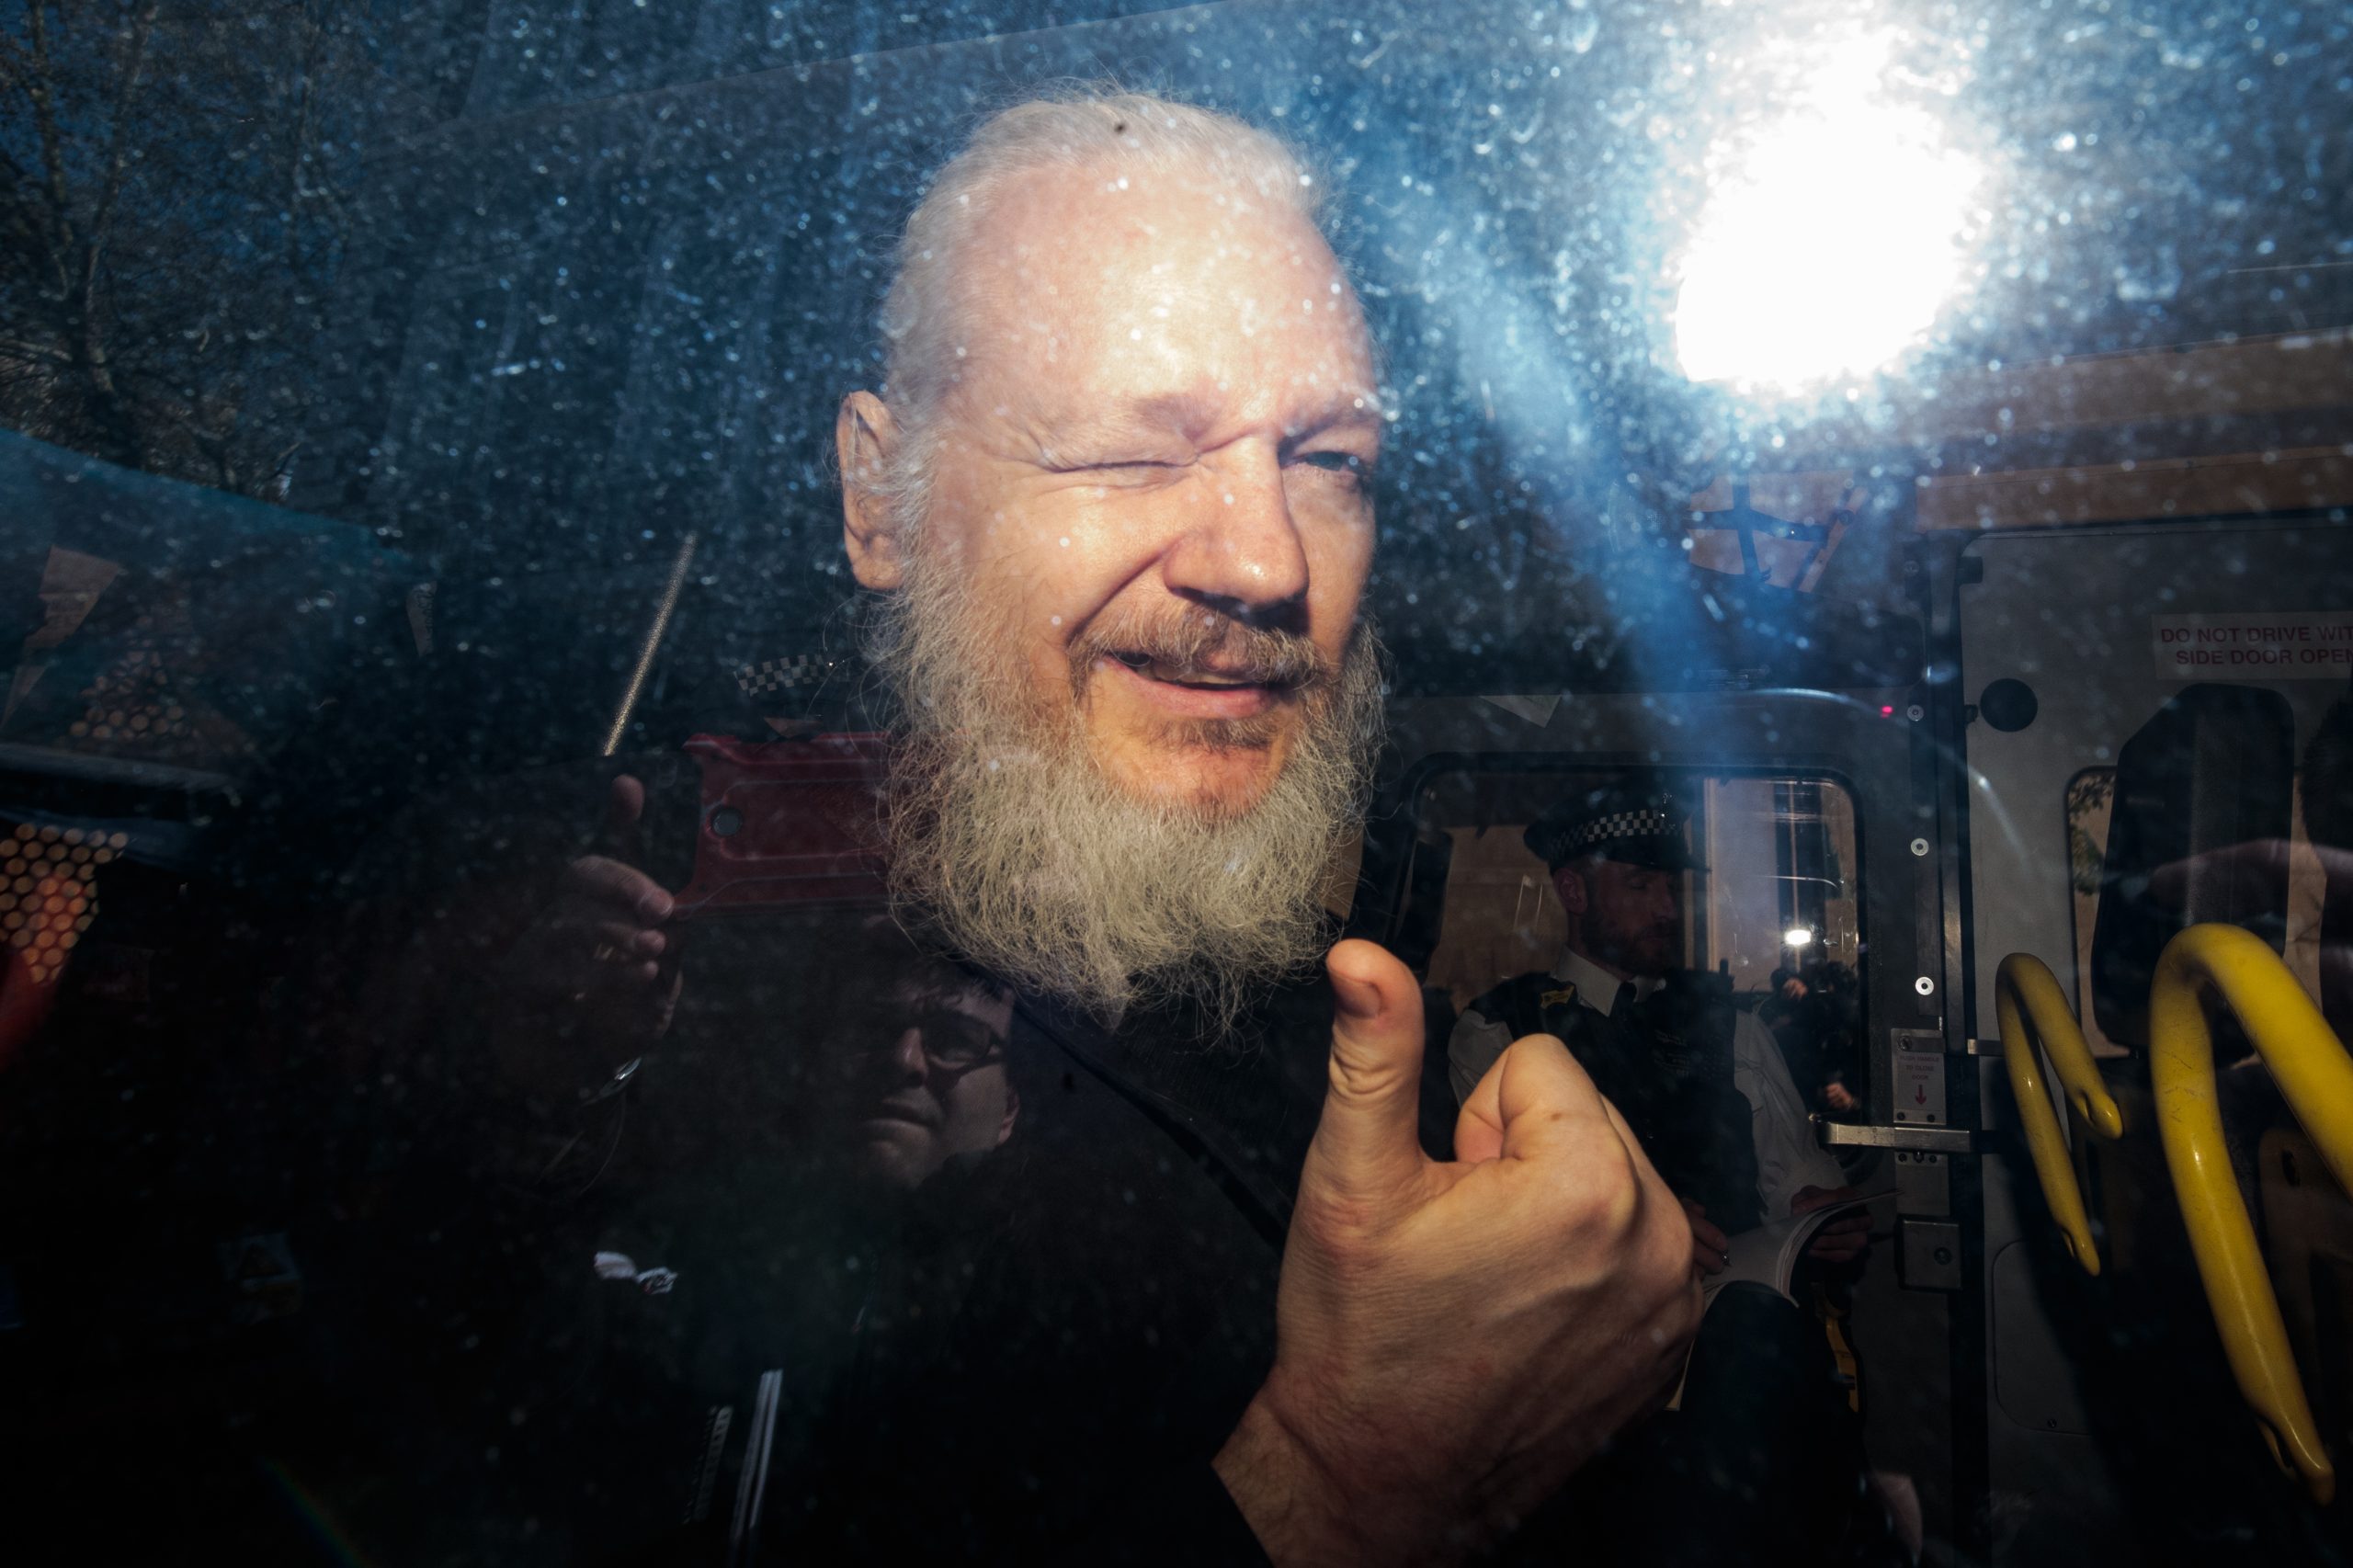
1446,789,1844,1225
1451,784,1870,1568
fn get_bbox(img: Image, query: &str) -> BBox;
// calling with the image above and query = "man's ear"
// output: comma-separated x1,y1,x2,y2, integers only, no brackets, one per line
837,390,906,591
995,1083,1021,1149
1550,863,1588,918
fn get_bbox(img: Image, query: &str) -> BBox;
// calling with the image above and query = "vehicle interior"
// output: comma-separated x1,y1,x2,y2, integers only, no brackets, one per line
2,2,2347,1564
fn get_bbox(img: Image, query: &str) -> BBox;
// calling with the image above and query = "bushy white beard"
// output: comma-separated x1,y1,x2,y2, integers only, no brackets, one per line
865,546,1384,1029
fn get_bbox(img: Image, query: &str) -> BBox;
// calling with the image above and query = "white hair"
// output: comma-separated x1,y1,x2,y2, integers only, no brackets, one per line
870,88,1330,530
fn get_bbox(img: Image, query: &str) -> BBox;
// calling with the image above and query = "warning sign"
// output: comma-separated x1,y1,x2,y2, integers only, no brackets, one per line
2153,611,2353,680
1894,1044,1946,1126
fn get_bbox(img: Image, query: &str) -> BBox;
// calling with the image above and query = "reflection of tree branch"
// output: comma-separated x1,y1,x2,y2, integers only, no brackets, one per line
2065,769,2115,817
0,26,29,105
85,4,161,288
2070,827,2105,898
11,2,160,467
0,157,55,264
22,4,74,289
4,0,367,496
281,6,322,270
0,25,37,80
0,334,69,365
0,135,44,199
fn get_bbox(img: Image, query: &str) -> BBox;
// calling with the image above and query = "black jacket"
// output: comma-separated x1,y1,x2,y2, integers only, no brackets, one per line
262,902,1335,1568
763,981,1335,1563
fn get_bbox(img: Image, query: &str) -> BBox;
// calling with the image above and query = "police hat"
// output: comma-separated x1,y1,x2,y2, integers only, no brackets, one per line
1523,778,1705,872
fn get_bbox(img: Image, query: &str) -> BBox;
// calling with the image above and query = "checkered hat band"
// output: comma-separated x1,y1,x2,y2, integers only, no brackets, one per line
734,654,829,699
1565,808,1676,854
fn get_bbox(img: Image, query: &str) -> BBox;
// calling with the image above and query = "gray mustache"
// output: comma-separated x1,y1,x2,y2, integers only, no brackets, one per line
1069,608,1327,692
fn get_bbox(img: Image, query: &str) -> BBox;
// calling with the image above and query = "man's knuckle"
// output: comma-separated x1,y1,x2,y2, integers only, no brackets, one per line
1561,1145,1644,1246
1297,1190,1383,1251
1650,1199,1710,1283
1649,1230,1697,1295
1326,1052,1404,1104
1657,1279,1702,1339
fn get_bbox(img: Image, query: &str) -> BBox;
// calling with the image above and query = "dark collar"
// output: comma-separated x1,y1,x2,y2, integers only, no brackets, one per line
1006,983,1328,1249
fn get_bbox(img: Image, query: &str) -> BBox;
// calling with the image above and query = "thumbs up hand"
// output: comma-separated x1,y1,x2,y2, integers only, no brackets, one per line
1213,940,1699,1566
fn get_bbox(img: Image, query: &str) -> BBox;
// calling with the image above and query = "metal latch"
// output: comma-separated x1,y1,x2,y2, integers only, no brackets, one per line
1814,1119,1977,1156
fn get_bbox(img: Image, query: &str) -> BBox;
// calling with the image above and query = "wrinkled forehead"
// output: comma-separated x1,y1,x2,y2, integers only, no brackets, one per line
943,158,1380,429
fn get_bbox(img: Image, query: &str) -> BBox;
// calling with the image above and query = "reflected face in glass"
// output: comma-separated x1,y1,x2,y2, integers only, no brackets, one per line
1560,858,1685,979
881,164,1381,820
841,962,1018,1192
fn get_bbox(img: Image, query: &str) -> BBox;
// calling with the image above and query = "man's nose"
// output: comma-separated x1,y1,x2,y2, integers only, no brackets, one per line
883,1027,928,1084
1160,444,1310,629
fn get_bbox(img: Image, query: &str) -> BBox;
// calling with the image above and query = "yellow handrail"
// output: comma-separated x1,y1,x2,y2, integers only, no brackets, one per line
1995,954,2125,1274
2151,923,2353,1506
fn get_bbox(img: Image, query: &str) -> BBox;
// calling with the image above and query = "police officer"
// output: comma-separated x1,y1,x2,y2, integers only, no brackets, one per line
1447,778,1882,1566
1447,777,1863,1260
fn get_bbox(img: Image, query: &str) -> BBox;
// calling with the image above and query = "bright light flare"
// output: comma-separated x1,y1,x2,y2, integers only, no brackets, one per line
1673,31,1984,392
1784,926,1816,948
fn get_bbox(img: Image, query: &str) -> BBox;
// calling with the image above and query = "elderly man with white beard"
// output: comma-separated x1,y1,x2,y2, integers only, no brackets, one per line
814,91,1700,1566
562,91,1699,1566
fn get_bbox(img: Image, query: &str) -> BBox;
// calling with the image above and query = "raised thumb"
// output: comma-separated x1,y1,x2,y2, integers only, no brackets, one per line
1308,938,1430,1200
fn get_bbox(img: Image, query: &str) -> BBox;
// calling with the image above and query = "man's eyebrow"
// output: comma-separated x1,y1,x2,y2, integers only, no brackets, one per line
1033,394,1226,466
1086,389,1222,441
1282,396,1387,444
1063,388,1387,446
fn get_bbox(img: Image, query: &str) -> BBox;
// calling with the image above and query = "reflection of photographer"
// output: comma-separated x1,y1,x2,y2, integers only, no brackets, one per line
505,776,1021,1199
302,764,1031,1565
812,914,1019,1194
1760,956,1864,1117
